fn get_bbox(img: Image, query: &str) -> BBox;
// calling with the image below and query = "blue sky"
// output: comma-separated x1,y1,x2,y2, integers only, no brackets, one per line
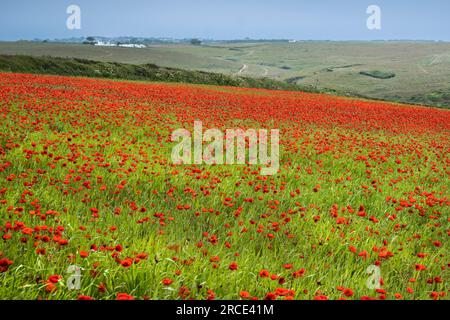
1,0,449,41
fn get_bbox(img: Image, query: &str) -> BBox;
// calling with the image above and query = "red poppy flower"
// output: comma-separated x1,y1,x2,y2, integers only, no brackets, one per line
120,258,133,268
45,282,57,293
229,262,238,270
433,241,442,247
264,292,277,300
343,288,354,297
0,258,13,272
415,264,427,271
116,293,134,300
98,282,106,293
48,275,61,283
292,268,306,278
259,269,269,278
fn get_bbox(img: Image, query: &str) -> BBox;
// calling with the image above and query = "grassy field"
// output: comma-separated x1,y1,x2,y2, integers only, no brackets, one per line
0,55,306,92
0,42,240,74
1,41,449,107
0,73,449,300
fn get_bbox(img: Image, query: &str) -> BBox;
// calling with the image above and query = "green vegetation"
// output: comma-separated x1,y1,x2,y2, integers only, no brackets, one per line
359,70,396,79
410,89,450,108
285,76,305,84
0,54,306,91
190,38,202,46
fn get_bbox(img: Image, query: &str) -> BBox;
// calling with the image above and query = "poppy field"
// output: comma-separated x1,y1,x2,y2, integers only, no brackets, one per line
0,72,449,300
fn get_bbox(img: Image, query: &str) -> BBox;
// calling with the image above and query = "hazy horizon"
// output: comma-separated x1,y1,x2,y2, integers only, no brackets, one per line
1,0,449,41
3,38,450,43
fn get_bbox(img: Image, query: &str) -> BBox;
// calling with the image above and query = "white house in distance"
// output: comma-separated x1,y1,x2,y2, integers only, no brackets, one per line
94,41,115,47
94,41,146,49
118,43,146,48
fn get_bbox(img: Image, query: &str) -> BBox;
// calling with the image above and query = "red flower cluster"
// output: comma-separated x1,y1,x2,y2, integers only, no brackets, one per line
0,73,448,300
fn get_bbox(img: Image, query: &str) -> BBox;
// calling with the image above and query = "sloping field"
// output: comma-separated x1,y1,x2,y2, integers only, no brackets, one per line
0,73,448,300
1,41,449,107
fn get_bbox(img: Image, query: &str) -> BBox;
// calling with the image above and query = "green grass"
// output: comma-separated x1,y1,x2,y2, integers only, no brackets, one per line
418,89,450,108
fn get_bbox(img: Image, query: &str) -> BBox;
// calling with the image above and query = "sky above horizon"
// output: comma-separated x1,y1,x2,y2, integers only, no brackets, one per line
1,0,449,41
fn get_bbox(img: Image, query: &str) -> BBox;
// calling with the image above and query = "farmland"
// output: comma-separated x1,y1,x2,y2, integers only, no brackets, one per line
0,55,306,92
0,73,448,300
1,41,450,107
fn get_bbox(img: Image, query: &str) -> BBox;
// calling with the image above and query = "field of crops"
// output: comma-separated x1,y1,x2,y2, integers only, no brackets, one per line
0,73,449,300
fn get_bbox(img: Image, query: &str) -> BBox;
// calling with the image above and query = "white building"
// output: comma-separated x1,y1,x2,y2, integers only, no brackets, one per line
94,42,146,49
